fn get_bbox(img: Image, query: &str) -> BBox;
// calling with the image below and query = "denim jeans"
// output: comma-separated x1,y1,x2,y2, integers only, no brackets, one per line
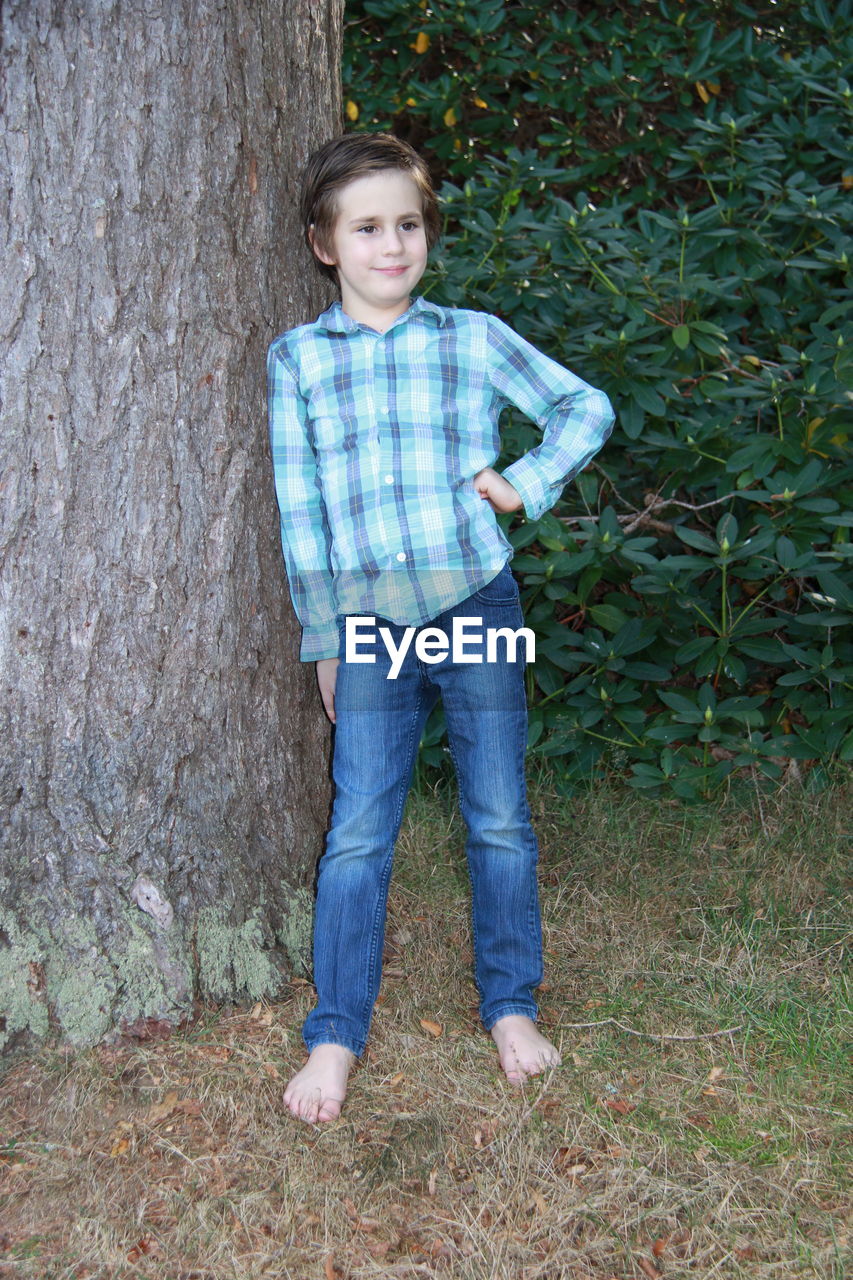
302,563,543,1057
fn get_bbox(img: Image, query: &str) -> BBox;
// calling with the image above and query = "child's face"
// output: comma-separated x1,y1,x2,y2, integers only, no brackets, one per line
313,169,429,326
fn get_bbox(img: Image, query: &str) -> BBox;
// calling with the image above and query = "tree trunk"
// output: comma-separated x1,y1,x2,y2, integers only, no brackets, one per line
0,0,343,1049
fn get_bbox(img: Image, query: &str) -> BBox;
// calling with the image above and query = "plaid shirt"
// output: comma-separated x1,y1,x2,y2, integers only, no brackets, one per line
267,296,614,661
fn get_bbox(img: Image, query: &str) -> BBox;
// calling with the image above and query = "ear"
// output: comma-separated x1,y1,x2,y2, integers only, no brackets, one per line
308,224,337,267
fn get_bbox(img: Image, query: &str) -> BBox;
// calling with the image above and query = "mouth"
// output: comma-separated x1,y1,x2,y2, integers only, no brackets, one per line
375,266,409,276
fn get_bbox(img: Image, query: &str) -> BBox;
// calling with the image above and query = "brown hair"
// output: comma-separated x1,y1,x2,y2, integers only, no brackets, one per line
299,133,441,282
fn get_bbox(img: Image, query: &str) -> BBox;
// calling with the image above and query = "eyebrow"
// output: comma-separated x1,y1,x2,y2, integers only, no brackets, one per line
346,211,423,225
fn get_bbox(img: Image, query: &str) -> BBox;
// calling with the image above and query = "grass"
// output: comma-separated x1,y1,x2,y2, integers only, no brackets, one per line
0,777,849,1279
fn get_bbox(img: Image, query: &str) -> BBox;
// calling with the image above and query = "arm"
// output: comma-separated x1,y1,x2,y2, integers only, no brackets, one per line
485,315,615,520
267,343,340,662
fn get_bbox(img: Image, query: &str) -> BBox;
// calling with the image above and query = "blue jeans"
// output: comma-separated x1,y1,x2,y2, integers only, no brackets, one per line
302,563,543,1057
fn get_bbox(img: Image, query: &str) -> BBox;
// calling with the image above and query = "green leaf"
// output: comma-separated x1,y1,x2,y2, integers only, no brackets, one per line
659,691,704,721
587,604,629,632
675,526,719,554
672,324,691,350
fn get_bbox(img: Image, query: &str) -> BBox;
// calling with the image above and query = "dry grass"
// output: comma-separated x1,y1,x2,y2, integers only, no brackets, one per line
1,778,850,1279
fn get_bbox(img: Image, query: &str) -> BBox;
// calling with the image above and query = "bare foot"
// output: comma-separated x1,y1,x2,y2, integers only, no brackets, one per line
490,1015,561,1084
283,1044,355,1123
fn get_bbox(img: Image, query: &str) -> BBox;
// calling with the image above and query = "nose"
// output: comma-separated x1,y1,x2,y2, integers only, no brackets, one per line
383,228,405,256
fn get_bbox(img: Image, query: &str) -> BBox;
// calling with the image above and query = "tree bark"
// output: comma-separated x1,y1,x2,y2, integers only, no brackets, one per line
0,0,343,1049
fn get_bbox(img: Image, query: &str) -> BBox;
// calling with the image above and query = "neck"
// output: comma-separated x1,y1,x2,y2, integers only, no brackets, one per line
338,293,413,333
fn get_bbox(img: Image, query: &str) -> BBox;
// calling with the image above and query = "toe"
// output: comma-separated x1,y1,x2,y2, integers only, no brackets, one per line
301,1096,320,1124
317,1098,342,1123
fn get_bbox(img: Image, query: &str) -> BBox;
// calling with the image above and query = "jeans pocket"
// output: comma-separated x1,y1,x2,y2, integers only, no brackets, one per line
472,563,518,604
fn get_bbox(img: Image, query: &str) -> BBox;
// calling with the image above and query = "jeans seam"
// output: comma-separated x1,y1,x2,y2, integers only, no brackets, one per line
445,731,483,1009
451,746,480,1007
358,685,427,1039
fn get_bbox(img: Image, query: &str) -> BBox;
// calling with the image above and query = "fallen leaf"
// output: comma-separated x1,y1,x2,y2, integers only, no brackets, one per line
262,1061,281,1080
706,1065,725,1083
126,1238,162,1263
428,1167,438,1196
637,1257,661,1279
652,1235,669,1257
146,1092,179,1124
419,1019,443,1038
324,1255,341,1280
701,1085,719,1097
386,1072,406,1087
109,1121,134,1157
527,1190,548,1215
601,1097,636,1116
583,998,605,1010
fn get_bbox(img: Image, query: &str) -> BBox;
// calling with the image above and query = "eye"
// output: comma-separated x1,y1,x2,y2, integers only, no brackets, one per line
357,223,378,234
400,221,421,232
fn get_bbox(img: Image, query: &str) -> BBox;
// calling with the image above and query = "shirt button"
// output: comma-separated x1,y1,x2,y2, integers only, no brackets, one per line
384,474,394,484
395,552,407,563
381,406,389,414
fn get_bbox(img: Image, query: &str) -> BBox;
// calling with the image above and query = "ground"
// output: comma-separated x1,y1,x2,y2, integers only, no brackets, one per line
0,778,849,1279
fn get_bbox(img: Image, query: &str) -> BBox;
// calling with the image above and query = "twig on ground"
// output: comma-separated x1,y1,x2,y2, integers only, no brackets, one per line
563,1018,744,1042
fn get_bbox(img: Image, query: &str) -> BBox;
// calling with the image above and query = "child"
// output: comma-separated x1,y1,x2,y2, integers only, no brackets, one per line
268,133,614,1123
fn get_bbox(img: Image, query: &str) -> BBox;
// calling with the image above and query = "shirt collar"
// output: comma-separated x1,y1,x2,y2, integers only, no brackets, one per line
316,295,447,334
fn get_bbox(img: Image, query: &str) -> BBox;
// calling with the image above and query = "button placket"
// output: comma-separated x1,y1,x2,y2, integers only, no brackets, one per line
365,333,390,554
375,335,404,564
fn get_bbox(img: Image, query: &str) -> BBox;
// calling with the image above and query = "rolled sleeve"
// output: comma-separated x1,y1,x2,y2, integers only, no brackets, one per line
486,316,615,520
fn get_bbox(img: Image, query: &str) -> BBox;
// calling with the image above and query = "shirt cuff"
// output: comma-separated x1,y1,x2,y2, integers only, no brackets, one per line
500,458,555,522
299,624,341,663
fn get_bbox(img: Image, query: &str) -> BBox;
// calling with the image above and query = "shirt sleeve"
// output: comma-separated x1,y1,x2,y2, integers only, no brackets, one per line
485,315,615,521
267,343,340,662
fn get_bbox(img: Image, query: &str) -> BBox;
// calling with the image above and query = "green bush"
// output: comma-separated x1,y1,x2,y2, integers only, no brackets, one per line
344,0,852,798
